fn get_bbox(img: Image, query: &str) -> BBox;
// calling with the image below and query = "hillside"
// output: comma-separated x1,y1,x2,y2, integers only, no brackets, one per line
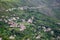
0,0,60,40
22,0,60,19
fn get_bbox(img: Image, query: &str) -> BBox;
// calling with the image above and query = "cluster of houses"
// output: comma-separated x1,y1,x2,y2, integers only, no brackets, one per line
0,15,34,31
0,15,53,33
0,15,55,40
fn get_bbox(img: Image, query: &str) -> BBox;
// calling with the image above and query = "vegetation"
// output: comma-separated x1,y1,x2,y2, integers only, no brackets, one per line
0,0,60,40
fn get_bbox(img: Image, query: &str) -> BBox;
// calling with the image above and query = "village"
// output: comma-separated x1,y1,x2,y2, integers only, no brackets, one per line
0,13,57,40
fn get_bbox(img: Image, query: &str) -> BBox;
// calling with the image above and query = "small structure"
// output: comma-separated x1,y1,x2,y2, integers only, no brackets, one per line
21,19,25,22
12,17,16,20
8,21,14,25
57,23,60,25
1,16,5,18
9,35,15,40
50,31,54,35
36,35,41,39
10,22,18,27
11,8,16,10
19,24,26,31
16,17,19,19
8,19,12,21
27,38,30,40
27,19,33,23
57,36,60,40
44,28,51,32
6,10,9,11
13,14,16,16
0,19,2,21
18,7,24,10
42,26,51,32
6,16,8,18
27,17,34,23
4,19,8,23
8,9,12,11
31,16,34,19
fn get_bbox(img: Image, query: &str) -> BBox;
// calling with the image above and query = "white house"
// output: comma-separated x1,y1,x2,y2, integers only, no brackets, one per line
19,24,26,31
27,19,33,23
9,35,15,39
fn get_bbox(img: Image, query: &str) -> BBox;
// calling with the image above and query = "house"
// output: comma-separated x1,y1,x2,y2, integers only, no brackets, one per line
16,17,19,19
0,19,2,21
4,19,8,23
10,22,18,27
57,23,60,25
18,7,24,10
12,17,16,20
44,28,51,32
27,19,33,23
19,24,26,31
36,35,41,39
8,19,12,21
8,21,14,25
6,16,8,18
1,16,5,18
21,19,25,22
50,31,54,35
9,35,15,39
27,38,30,40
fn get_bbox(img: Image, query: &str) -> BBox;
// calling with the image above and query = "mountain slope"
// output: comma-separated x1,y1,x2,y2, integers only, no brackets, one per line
0,0,60,40
22,0,60,19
